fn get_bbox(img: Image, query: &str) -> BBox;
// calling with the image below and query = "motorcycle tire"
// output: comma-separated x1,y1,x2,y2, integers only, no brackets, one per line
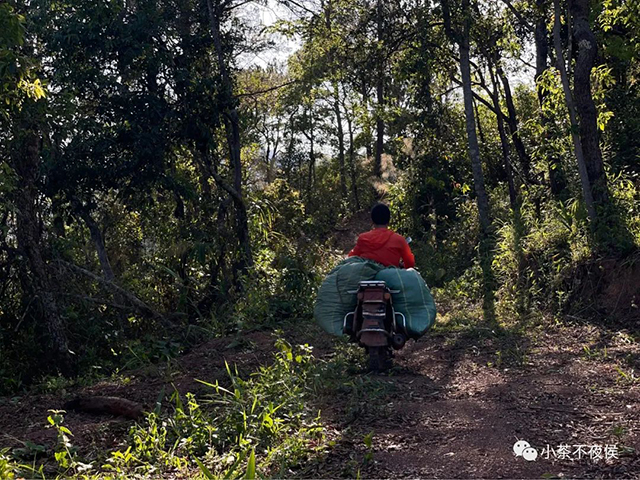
368,346,391,373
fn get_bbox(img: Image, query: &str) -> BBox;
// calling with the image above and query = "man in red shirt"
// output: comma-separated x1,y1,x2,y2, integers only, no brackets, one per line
348,204,415,268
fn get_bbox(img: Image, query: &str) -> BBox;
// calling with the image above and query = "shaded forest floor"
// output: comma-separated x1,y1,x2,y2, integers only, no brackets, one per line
1,311,639,478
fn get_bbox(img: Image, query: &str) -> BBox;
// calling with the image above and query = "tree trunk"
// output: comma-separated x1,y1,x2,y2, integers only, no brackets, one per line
361,78,373,160
303,108,316,198
374,0,384,178
309,132,315,194
535,0,567,196
490,63,527,312
76,207,115,282
553,0,597,222
571,0,609,205
489,67,518,210
333,83,348,199
496,67,534,182
206,0,253,272
13,125,72,373
346,110,361,209
269,127,281,183
473,97,486,145
534,0,549,101
460,34,491,233
443,0,495,320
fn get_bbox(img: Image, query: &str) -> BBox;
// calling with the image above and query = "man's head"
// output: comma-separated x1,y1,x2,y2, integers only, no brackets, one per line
371,203,391,226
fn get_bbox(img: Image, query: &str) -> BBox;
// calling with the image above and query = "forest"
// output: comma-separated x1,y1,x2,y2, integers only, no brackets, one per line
0,0,639,477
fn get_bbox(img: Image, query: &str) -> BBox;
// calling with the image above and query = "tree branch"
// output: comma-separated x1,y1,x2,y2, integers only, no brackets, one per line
450,76,502,116
237,79,298,97
210,167,243,204
276,0,317,16
56,260,162,320
499,0,535,32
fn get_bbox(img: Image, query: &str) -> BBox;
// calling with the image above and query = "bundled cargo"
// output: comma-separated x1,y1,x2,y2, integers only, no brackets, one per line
314,258,436,338
375,267,437,338
314,257,383,335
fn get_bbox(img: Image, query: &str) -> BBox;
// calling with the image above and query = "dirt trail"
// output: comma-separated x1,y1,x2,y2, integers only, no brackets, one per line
314,319,640,479
1,315,639,478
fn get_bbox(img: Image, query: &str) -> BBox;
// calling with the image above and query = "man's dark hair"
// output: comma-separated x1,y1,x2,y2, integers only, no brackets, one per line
371,203,391,225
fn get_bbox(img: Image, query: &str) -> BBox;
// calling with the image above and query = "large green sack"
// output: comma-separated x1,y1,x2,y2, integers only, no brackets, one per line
375,267,436,339
314,257,383,335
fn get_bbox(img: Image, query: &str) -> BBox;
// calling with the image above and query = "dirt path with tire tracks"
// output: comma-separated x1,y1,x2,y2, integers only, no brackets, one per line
310,317,640,479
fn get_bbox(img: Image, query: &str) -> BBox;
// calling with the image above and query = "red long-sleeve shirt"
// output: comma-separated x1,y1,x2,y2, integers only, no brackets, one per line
348,228,415,268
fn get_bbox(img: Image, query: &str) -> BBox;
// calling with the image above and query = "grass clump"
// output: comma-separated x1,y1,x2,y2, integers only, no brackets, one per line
6,338,326,479
110,338,324,478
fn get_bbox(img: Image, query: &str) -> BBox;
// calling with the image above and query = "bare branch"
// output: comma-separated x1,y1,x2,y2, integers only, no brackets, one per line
210,167,244,204
450,76,502,116
56,260,162,320
276,0,318,16
237,79,298,97
498,0,535,32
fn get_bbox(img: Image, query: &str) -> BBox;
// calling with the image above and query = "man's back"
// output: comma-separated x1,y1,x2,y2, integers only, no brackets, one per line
348,227,415,268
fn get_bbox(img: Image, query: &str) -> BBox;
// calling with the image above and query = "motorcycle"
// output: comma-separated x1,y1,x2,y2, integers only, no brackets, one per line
341,237,413,372
343,280,408,372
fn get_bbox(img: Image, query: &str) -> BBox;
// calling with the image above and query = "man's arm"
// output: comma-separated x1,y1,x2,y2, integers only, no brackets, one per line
348,238,362,257
401,238,415,268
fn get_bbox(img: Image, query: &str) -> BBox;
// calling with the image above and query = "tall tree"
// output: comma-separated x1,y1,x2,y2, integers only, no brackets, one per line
553,0,597,222
333,83,349,198
571,0,609,205
442,0,495,319
206,0,254,273
374,0,385,178
442,0,491,233
11,108,72,373
533,0,567,195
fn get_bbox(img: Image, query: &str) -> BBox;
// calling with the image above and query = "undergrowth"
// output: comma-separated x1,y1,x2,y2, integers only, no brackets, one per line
2,336,387,479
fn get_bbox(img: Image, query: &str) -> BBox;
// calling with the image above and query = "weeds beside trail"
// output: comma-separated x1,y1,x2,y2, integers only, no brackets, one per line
2,308,639,478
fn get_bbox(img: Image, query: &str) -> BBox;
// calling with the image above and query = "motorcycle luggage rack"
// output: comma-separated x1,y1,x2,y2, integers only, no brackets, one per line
343,311,355,332
347,287,401,294
394,311,407,335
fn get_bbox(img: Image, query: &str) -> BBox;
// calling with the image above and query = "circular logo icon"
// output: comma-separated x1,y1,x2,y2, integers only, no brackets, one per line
522,447,538,461
513,440,538,462
513,440,530,456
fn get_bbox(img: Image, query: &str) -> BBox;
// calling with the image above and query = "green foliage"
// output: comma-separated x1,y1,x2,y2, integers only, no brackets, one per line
1,338,327,479
47,410,93,475
235,180,333,330
103,339,324,478
0,3,45,120
0,449,17,479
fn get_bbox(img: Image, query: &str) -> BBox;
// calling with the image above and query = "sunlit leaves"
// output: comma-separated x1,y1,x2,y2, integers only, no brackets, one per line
599,0,640,62
0,4,45,120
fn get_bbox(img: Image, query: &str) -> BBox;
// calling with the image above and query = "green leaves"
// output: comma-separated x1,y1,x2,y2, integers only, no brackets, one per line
93,339,321,477
245,449,256,479
0,4,25,49
0,3,44,119
194,457,215,479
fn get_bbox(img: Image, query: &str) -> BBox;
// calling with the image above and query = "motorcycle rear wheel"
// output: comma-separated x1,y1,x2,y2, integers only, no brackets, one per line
368,346,391,372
